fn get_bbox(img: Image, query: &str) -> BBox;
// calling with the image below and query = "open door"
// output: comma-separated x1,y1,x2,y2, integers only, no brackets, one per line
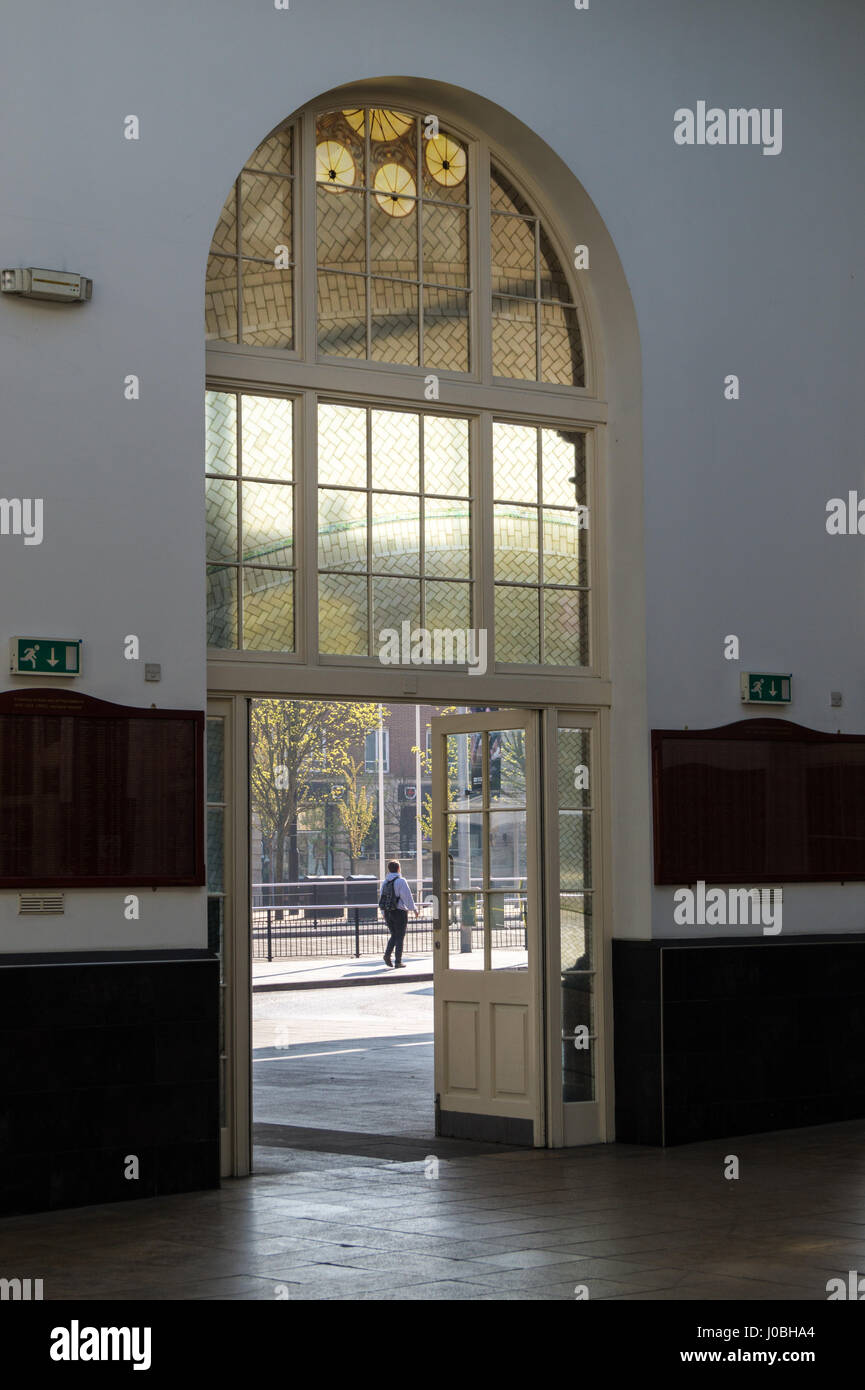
431,710,544,1146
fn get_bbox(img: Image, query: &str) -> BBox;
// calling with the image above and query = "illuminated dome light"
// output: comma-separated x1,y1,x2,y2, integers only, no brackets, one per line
425,134,466,188
315,140,356,189
344,108,414,141
373,162,417,217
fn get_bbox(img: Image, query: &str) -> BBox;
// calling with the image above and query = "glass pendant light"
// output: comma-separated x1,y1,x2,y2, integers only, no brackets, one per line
315,139,356,189
344,108,414,141
425,133,466,187
373,162,416,217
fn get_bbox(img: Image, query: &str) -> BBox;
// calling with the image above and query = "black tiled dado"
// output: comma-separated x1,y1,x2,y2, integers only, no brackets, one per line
613,935,865,1146
0,951,219,1216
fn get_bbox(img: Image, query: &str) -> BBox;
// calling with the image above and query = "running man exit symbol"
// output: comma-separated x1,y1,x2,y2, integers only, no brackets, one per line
10,637,82,676
740,672,792,704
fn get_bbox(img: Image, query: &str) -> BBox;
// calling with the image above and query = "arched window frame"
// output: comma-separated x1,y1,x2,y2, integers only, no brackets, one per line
206,90,609,691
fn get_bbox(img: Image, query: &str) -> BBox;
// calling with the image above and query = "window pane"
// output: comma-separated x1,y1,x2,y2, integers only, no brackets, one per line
541,301,584,386
205,256,237,342
206,478,237,562
492,295,536,379
318,489,367,571
489,892,528,971
561,892,592,970
242,395,292,480
207,807,225,893
447,733,482,809
489,809,527,892
494,505,538,582
424,504,470,579
491,213,535,297
423,288,469,371
423,204,468,287
206,566,238,648
316,109,365,184
211,186,237,256
242,568,293,651
424,414,469,496
495,585,539,664
538,225,571,303
446,891,483,968
241,173,291,261
241,262,293,347
493,421,537,503
447,814,484,889
557,730,592,811
423,131,468,203
243,482,293,568
542,428,585,507
562,975,593,1035
205,391,237,476
544,588,589,666
206,719,225,802
319,572,368,654
563,1038,594,1103
247,127,292,175
490,164,533,217
371,493,419,574
318,402,367,487
370,196,417,280
559,810,592,891
365,107,415,144
543,508,584,586
489,730,526,804
317,272,366,357
372,576,421,640
424,579,471,632
371,408,420,492
316,185,366,271
370,279,418,364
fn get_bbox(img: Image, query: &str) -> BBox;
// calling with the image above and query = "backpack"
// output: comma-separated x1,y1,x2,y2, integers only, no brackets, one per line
379,876,399,912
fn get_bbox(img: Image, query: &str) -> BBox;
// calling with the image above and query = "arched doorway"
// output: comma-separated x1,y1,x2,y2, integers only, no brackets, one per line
203,79,647,1173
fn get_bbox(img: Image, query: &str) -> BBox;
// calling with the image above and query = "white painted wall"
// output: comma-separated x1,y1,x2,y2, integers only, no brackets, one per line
0,1,862,949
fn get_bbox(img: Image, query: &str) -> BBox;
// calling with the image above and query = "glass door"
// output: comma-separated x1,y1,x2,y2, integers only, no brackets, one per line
431,709,544,1145
544,710,608,1145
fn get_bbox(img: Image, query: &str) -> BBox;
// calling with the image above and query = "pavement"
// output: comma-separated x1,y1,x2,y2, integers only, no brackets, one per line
252,952,433,990
254,978,434,1137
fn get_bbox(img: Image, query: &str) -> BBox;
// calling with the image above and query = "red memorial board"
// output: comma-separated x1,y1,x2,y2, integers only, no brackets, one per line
0,688,205,887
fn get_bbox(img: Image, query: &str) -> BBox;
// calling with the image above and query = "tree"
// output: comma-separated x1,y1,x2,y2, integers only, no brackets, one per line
250,700,384,887
336,756,375,872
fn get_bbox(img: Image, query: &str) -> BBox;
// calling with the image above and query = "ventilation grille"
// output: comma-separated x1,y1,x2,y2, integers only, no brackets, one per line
18,892,65,915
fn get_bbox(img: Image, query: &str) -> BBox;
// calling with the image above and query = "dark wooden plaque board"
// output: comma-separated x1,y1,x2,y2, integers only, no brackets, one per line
0,687,205,887
652,717,865,885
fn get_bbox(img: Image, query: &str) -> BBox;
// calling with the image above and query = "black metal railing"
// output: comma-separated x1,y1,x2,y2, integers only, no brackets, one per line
250,894,528,961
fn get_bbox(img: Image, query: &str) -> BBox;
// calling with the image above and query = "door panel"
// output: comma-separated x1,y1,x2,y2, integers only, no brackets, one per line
544,710,607,1146
432,709,543,1145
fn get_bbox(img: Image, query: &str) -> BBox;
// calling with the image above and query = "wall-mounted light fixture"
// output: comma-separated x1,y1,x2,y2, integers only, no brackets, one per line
1,268,92,302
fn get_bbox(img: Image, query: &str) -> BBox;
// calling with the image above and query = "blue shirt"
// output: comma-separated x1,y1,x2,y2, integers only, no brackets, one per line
382,872,416,912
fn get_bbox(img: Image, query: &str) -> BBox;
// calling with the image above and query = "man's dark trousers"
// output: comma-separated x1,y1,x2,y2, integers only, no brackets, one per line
384,908,408,965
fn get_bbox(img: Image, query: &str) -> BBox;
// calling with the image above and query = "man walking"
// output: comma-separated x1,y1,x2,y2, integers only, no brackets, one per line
380,859,418,969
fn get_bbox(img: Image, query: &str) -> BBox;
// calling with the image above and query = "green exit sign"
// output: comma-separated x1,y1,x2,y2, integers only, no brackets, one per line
740,672,791,704
10,637,82,676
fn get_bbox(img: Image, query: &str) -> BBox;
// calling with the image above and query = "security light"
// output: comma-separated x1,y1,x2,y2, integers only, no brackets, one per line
1,267,92,302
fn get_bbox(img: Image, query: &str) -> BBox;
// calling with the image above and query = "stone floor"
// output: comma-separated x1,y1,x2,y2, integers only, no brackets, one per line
2,1118,864,1300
